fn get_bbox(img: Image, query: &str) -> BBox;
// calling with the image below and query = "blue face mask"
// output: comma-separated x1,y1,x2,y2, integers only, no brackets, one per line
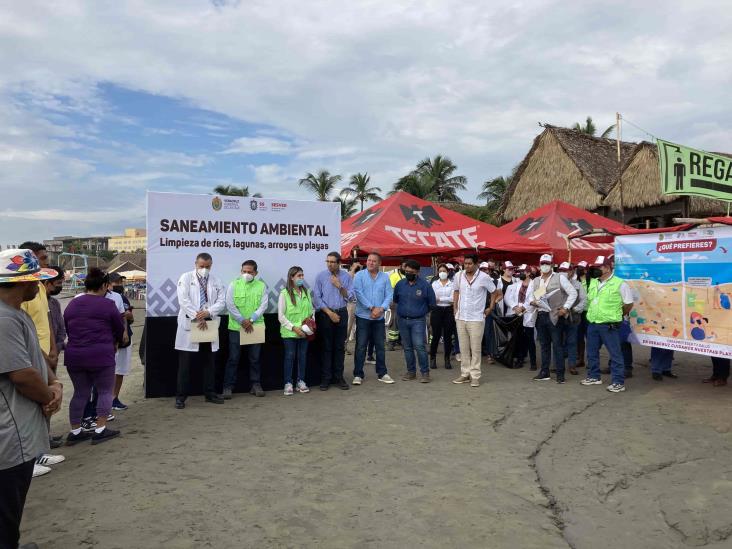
295,278,305,287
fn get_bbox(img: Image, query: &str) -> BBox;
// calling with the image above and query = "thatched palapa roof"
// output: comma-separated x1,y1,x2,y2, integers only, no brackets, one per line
603,142,729,217
500,125,635,221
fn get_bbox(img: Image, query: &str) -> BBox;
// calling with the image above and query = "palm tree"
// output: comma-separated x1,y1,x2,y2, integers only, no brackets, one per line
298,170,342,201
572,116,615,138
477,175,511,215
340,173,382,211
213,184,262,197
333,196,358,220
391,155,467,202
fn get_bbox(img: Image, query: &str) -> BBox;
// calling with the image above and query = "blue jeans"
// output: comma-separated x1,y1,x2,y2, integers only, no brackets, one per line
587,323,624,385
650,347,674,374
283,338,308,385
224,330,262,389
354,316,387,379
535,312,565,377
400,317,429,374
560,321,578,367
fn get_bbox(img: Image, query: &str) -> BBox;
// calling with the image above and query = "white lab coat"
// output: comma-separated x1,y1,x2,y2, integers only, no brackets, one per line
503,281,537,328
174,270,226,352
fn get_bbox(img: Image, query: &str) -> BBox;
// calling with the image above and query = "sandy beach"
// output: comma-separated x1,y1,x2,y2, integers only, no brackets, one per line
18,299,732,549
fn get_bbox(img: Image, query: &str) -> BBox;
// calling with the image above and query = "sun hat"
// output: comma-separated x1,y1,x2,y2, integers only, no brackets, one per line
539,254,553,264
0,249,57,284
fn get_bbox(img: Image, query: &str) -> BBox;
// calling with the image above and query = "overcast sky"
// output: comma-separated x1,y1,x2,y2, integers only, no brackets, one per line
1,0,730,246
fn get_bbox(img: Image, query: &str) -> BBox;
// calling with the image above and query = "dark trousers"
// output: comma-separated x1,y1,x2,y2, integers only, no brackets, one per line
536,312,565,376
514,326,537,367
429,306,456,361
177,344,215,399
712,357,731,380
354,317,387,379
317,308,348,384
224,330,262,389
0,460,34,549
481,313,496,356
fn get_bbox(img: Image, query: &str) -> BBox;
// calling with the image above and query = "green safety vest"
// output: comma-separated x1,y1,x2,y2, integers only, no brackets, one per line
227,278,266,331
586,275,624,324
279,288,314,339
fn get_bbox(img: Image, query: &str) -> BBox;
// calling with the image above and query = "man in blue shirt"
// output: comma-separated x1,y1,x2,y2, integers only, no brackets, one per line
313,251,354,391
393,259,436,382
352,252,395,385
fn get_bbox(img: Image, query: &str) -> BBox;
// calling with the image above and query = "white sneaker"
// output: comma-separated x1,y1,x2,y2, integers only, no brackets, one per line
378,374,395,384
107,414,115,422
36,454,65,466
580,378,603,386
352,376,362,385
33,464,52,478
606,383,626,393
296,380,310,393
455,353,461,362
283,383,294,396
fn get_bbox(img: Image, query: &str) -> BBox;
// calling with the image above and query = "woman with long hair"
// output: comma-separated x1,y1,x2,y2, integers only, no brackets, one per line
277,266,314,396
63,268,126,445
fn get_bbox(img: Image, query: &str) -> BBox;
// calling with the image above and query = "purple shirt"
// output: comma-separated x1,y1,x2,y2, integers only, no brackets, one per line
63,294,125,369
312,268,354,311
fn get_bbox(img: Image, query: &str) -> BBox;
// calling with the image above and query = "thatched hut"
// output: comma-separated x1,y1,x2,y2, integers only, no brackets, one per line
603,142,727,227
500,125,635,221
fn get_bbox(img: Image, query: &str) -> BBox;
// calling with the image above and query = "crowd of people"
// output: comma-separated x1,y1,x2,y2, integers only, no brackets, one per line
2,243,731,549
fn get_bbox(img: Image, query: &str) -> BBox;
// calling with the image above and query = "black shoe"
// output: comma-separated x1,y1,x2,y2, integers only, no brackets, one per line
652,373,663,381
444,358,453,369
336,378,350,390
205,394,225,404
91,427,120,445
662,371,678,379
319,384,329,391
66,430,93,446
175,399,186,409
429,357,437,370
624,369,634,378
556,377,566,384
532,372,551,381
250,383,265,397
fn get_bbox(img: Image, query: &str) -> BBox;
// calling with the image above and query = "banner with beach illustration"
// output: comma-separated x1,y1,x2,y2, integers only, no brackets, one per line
615,226,732,358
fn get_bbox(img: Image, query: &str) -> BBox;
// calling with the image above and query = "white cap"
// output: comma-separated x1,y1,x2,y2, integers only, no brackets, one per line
558,261,571,271
479,261,490,269
518,263,527,271
446,263,455,269
539,254,553,264
503,260,514,269
593,255,613,267
577,260,588,268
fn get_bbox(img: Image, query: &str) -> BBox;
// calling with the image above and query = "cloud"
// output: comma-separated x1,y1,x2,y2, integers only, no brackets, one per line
684,253,709,260
651,255,673,262
222,136,294,155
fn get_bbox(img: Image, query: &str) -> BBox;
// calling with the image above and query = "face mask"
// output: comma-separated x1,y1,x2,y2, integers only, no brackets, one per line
295,278,305,287
540,264,552,274
589,268,602,279
405,273,417,282
197,268,210,278
519,273,527,281
241,273,254,283
439,271,448,281
112,285,124,294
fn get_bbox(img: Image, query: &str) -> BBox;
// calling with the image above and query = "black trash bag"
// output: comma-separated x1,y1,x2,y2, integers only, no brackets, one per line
491,315,524,368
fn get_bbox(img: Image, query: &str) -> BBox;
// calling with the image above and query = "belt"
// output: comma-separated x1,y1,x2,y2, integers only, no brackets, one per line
399,315,424,320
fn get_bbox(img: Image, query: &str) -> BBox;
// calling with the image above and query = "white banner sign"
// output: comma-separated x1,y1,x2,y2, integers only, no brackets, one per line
146,192,341,317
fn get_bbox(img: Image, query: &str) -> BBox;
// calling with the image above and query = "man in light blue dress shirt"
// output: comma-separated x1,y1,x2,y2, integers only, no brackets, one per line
313,251,354,390
352,252,395,385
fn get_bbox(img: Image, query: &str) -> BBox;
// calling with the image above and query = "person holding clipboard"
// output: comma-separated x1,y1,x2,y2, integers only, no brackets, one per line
174,252,226,409
224,260,269,399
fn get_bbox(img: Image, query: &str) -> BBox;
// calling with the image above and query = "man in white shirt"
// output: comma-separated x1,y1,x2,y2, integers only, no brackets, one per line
530,254,578,384
451,254,501,387
174,252,226,408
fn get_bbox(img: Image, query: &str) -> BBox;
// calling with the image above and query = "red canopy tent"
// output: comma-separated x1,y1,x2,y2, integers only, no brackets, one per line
496,200,629,263
341,191,545,260
577,217,732,243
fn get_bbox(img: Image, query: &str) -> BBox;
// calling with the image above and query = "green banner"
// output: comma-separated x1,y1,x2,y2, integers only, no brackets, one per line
658,138,732,201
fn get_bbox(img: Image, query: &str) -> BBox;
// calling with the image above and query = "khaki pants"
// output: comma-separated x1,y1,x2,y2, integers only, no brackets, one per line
456,319,485,380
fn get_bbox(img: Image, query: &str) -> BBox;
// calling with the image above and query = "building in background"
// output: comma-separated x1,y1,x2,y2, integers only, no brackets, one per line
44,235,109,253
108,228,147,252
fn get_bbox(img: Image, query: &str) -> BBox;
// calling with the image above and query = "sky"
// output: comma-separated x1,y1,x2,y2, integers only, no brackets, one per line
1,0,731,246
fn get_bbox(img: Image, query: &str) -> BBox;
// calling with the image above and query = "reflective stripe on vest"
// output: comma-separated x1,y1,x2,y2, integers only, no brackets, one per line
586,275,624,324
227,278,266,331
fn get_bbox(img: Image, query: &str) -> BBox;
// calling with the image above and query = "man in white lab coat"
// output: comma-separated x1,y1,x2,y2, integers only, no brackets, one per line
175,252,226,409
